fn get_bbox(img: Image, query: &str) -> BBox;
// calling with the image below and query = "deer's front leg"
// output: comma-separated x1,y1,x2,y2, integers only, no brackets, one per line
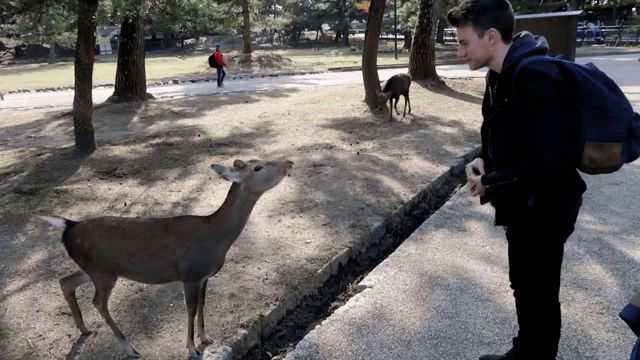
184,281,202,357
197,279,214,345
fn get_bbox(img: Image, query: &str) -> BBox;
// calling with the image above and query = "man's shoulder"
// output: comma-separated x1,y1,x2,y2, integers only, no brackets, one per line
514,56,562,81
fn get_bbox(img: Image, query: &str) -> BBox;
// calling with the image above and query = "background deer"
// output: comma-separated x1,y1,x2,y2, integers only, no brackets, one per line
379,73,412,121
38,159,293,359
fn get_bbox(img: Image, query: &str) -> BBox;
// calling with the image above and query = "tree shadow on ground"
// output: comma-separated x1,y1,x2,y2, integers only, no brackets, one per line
0,89,297,152
257,111,480,295
0,116,280,358
416,79,484,105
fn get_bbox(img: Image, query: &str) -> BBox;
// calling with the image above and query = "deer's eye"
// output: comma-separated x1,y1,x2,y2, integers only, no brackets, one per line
254,165,263,172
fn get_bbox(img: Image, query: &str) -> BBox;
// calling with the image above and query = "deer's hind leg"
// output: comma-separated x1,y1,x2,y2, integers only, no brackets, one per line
90,272,140,359
60,271,92,334
197,279,213,345
403,93,411,116
388,98,394,121
184,280,203,357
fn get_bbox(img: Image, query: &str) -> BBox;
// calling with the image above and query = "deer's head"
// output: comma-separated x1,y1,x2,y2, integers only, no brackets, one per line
377,92,391,110
212,159,294,193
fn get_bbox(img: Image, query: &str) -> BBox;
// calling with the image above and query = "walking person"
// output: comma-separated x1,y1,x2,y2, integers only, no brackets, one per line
447,0,586,359
213,44,227,88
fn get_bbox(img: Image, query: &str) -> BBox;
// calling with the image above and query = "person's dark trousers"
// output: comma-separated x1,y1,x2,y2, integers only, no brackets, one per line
504,205,579,360
216,67,226,86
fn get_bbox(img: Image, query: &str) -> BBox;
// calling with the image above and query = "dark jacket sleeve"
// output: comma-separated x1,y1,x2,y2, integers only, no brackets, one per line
620,303,640,337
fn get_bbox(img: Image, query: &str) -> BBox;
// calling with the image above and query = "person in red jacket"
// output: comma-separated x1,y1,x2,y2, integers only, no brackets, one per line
213,44,227,88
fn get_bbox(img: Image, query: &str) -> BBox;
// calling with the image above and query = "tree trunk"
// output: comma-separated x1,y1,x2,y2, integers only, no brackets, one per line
362,0,386,109
436,15,446,44
402,30,412,49
49,39,56,63
339,0,350,47
109,1,153,103
47,10,56,63
72,0,98,156
341,21,350,47
240,0,252,54
409,0,442,85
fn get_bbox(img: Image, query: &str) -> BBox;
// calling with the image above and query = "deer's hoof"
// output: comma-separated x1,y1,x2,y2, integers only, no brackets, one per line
126,350,141,359
124,343,141,358
199,336,214,345
78,327,93,336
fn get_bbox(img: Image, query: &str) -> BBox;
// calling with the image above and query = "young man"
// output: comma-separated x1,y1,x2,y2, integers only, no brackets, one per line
213,44,228,88
447,0,586,359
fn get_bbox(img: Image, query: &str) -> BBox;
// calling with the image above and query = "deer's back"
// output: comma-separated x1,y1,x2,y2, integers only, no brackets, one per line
63,216,223,284
383,74,412,95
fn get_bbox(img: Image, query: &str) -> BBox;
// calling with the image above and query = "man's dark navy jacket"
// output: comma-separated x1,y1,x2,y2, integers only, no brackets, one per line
620,303,640,360
479,32,586,227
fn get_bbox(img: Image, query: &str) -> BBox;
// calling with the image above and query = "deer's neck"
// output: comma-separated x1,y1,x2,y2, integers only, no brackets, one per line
209,182,261,252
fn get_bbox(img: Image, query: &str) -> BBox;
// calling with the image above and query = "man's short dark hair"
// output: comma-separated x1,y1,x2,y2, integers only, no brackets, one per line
447,0,515,43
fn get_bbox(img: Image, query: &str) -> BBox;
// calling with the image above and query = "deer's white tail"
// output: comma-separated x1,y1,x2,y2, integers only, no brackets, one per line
38,215,71,229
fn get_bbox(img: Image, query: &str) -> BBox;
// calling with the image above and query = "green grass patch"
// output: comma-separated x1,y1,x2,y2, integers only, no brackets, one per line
0,162,36,176
241,312,265,329
0,47,410,92
60,190,101,203
0,325,18,340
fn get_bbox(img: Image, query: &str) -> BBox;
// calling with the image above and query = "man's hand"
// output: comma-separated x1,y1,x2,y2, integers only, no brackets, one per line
465,158,486,197
631,287,640,308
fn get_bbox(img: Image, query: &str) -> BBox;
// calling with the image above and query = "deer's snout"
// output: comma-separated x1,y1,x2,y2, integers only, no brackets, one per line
283,160,294,176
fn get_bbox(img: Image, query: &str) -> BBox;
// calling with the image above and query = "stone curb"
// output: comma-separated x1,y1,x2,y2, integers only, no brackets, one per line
203,146,481,360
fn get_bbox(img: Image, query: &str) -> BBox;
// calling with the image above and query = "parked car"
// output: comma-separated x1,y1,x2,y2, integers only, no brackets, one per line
577,21,603,40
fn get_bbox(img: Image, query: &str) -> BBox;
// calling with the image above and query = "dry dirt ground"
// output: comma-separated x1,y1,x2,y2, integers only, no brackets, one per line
0,77,485,359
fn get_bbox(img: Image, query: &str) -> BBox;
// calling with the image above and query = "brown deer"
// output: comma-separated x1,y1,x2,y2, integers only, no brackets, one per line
379,73,412,121
38,159,294,359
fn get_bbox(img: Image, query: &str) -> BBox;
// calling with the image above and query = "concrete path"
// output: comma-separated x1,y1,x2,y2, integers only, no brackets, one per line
2,53,638,111
0,64,485,110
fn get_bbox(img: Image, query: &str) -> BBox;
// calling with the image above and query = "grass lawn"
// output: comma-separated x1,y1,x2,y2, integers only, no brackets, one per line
0,47,411,92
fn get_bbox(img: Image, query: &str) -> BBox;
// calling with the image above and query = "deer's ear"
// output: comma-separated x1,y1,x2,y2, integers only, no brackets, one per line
211,164,241,182
233,160,247,169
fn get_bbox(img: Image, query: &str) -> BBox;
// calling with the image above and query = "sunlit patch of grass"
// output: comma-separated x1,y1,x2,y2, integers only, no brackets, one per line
0,162,36,176
241,311,264,329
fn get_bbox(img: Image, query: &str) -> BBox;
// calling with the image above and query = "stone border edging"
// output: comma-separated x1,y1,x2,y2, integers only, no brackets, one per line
204,145,481,360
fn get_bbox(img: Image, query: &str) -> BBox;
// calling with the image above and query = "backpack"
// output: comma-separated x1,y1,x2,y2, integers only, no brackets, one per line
208,54,219,68
514,55,640,175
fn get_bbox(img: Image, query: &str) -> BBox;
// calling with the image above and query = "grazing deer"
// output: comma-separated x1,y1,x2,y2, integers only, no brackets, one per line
379,73,412,121
38,159,294,359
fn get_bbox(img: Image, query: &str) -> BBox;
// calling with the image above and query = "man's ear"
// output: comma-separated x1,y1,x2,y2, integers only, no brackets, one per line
486,28,500,45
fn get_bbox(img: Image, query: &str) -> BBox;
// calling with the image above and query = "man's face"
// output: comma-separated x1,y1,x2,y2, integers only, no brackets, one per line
456,25,492,70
